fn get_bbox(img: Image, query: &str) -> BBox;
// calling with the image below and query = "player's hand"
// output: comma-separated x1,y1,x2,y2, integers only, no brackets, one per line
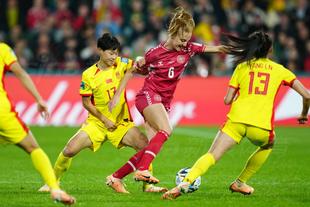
133,56,146,71
297,115,308,124
37,100,50,120
108,96,119,112
104,119,117,131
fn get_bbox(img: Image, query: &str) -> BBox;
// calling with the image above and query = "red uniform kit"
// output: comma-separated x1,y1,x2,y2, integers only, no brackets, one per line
135,42,205,112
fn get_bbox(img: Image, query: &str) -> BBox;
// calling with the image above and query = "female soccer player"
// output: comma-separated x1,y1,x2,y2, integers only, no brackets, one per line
162,31,310,199
38,33,166,194
0,43,75,205
107,7,226,184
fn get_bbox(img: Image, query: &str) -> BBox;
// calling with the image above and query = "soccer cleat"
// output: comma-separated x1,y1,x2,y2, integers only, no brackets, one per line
51,189,76,205
106,175,129,194
134,170,159,184
162,182,190,200
229,180,254,195
38,184,50,192
143,184,168,193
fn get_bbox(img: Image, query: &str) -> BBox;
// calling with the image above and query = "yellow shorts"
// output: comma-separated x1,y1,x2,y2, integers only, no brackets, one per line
221,119,275,146
0,111,29,144
79,119,135,152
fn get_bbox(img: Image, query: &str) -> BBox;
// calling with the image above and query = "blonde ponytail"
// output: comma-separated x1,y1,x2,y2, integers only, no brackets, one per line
168,7,195,37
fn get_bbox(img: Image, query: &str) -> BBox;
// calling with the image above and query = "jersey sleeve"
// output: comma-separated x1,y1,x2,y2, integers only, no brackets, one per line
228,65,241,88
281,66,296,87
188,42,205,56
1,44,17,70
123,57,133,72
79,72,92,96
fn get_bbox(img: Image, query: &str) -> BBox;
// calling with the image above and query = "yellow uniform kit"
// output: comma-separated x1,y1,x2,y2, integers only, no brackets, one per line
79,57,134,151
222,58,296,145
0,43,28,144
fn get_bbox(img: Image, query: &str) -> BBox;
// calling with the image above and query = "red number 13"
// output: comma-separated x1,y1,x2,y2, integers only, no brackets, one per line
248,72,270,95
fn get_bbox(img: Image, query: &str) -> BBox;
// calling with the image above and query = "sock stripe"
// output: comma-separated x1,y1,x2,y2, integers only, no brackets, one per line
159,130,170,138
145,150,156,158
127,161,136,171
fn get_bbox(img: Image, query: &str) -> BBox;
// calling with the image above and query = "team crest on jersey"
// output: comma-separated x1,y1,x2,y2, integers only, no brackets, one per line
177,55,185,64
154,94,162,102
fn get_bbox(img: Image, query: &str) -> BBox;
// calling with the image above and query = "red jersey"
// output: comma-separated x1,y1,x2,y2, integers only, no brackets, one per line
138,42,205,106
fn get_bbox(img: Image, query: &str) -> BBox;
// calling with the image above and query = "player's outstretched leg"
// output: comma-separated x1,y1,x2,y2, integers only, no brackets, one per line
38,151,72,192
230,147,272,195
106,175,129,193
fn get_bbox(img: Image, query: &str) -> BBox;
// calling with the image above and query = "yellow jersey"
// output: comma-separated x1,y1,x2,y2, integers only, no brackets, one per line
227,58,296,130
0,43,17,113
79,56,133,124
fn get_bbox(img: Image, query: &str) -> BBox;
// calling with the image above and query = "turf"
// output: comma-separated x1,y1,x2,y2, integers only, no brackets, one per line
0,126,309,207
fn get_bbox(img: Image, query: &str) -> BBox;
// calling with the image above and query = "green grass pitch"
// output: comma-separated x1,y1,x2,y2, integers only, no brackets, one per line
0,126,309,207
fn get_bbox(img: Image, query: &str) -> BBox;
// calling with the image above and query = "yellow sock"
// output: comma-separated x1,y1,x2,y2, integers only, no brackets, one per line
143,164,154,190
238,147,272,183
30,148,59,190
54,152,72,182
184,153,215,183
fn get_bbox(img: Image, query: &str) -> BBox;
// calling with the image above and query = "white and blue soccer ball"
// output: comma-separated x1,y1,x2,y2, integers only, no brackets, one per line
175,167,201,193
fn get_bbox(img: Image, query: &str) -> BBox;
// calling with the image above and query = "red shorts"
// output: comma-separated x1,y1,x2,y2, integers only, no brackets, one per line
135,90,170,114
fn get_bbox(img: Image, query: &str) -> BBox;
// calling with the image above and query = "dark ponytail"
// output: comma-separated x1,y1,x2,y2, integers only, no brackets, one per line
222,31,272,65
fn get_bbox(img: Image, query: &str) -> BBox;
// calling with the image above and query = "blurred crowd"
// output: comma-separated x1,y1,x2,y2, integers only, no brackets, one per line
0,0,309,76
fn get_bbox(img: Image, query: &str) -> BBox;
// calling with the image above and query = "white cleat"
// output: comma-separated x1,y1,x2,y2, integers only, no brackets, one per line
38,184,50,192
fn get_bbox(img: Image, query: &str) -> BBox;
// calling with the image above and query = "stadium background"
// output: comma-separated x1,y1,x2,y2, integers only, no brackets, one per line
0,0,309,126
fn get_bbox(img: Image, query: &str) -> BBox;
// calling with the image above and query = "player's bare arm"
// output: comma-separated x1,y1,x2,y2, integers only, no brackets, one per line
82,96,116,131
203,45,227,53
108,69,134,112
224,87,238,105
10,62,49,119
109,57,145,112
291,80,310,124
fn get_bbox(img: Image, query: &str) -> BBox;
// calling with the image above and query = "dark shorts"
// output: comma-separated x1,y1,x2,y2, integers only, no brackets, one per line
135,90,170,114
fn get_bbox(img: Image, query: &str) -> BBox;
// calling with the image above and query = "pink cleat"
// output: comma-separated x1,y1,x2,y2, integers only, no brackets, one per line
229,180,254,195
134,170,159,184
106,175,129,194
51,189,76,205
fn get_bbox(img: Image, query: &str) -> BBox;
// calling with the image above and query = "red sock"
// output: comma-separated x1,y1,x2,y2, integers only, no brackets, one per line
113,149,145,179
137,130,169,171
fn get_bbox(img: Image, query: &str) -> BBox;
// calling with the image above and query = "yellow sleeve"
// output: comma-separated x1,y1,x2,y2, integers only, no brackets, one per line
229,64,241,88
281,66,296,86
1,43,17,69
79,72,93,96
119,57,133,75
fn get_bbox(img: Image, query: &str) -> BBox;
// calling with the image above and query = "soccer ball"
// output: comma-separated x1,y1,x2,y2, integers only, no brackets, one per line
175,167,201,193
